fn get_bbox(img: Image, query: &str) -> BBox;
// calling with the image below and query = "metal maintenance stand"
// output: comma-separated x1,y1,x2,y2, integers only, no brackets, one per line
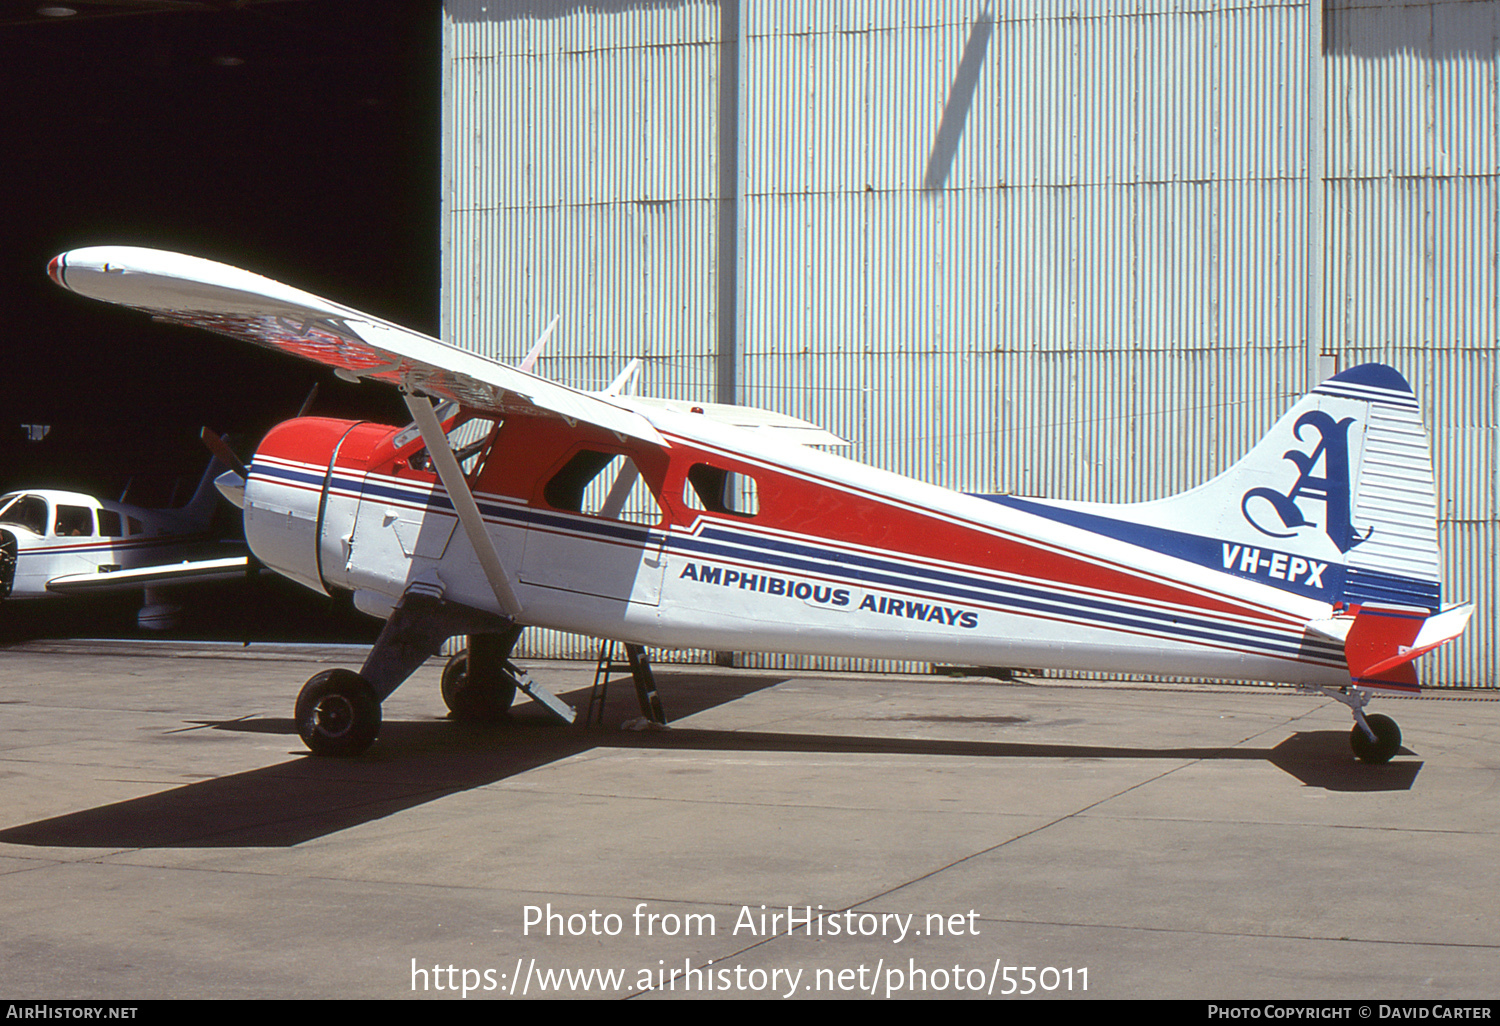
587,640,667,727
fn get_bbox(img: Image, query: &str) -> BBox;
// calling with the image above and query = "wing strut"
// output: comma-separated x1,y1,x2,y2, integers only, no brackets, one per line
403,392,523,619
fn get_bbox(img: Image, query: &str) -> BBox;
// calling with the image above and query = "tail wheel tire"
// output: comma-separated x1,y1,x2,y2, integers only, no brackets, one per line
1350,713,1401,764
296,669,380,756
441,649,518,723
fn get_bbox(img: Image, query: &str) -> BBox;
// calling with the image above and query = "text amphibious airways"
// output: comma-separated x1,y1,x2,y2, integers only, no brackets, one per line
678,562,980,629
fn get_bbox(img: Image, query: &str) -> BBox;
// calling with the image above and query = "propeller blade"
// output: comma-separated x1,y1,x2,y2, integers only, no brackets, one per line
199,427,250,480
296,382,320,418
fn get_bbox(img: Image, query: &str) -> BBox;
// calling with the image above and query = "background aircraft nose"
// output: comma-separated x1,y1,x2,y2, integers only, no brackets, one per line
46,254,64,287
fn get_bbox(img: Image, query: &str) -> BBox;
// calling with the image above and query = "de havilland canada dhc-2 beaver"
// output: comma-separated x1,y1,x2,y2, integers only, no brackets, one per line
48,246,1475,763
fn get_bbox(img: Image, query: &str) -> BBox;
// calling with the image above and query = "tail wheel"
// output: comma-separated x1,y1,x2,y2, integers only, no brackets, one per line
296,669,381,756
1350,713,1402,764
441,649,517,723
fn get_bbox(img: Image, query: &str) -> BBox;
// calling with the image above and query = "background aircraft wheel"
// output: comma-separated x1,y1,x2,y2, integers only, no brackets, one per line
0,530,15,599
296,669,381,756
441,649,518,723
1350,713,1401,764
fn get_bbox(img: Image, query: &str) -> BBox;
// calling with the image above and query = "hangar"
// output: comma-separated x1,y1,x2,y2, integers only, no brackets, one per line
8,1,1496,685
440,1,1500,684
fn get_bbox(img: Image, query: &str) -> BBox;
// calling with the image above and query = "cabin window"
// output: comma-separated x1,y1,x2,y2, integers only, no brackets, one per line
127,517,145,536
0,495,47,536
683,463,759,518
55,505,93,537
96,510,123,537
544,450,662,525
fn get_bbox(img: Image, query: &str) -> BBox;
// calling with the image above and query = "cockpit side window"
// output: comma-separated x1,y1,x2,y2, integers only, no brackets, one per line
55,505,94,537
97,510,123,537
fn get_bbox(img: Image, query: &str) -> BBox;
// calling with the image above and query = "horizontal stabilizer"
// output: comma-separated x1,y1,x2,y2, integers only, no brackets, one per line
1303,617,1352,644
1342,602,1474,692
47,556,252,594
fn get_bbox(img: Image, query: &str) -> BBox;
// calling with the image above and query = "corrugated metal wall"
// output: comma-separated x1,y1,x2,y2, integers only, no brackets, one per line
1324,0,1500,687
443,0,1498,686
443,0,727,663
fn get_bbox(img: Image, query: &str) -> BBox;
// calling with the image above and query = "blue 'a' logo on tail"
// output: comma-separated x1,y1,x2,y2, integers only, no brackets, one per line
1241,411,1372,554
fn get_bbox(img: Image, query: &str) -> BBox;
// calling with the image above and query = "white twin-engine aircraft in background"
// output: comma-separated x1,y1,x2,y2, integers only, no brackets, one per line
49,246,1475,763
0,463,248,629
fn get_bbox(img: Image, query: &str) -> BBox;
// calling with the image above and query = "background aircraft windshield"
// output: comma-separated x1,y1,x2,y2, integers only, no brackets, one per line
0,495,48,536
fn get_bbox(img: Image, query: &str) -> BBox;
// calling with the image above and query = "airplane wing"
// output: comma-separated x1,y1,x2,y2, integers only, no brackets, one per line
45,555,252,595
49,247,666,448
617,396,848,447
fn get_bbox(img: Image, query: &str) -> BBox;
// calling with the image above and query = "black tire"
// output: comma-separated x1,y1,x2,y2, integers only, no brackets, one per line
441,649,518,723
295,669,381,756
0,530,15,599
1350,712,1401,764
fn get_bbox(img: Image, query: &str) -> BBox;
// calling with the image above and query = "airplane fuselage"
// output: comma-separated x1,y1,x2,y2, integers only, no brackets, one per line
244,408,1351,688
49,245,1457,761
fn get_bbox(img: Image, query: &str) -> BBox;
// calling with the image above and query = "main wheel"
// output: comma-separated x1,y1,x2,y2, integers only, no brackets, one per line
1350,712,1401,764
296,669,381,756
441,649,518,723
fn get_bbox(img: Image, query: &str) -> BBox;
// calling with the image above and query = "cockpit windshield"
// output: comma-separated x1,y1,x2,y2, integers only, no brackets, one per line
393,402,496,478
390,400,459,452
0,494,48,535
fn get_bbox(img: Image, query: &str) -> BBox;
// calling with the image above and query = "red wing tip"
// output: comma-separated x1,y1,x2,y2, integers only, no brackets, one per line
46,254,65,287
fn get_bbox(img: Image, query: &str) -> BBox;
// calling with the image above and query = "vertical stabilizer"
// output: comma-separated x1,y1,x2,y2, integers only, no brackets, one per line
173,455,228,530
984,364,1442,612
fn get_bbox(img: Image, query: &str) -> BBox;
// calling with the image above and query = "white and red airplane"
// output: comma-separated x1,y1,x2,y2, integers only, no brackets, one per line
48,246,1475,762
0,466,247,629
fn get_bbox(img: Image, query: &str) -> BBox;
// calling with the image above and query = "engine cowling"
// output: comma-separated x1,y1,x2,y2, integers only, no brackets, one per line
243,417,382,596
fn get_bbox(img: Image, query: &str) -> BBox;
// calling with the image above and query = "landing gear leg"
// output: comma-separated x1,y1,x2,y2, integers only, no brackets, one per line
294,587,515,756
1300,684,1403,764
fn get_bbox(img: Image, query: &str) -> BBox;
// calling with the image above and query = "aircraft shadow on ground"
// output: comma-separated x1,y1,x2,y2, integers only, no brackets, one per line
0,674,1419,850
